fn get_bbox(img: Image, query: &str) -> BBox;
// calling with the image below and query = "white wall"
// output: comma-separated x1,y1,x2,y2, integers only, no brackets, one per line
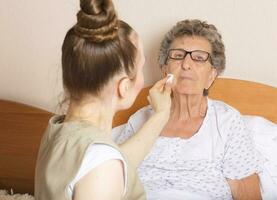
1,0,277,112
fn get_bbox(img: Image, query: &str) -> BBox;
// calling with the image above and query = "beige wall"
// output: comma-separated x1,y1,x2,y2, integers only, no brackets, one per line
1,0,277,112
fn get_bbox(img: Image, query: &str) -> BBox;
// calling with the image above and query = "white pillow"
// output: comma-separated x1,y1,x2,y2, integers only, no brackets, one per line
244,115,277,165
244,116,277,199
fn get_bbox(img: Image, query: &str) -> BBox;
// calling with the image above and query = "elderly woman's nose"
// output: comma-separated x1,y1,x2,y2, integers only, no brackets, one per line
181,55,192,70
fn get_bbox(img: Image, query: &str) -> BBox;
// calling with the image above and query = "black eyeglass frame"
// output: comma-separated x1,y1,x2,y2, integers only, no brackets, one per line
166,48,211,64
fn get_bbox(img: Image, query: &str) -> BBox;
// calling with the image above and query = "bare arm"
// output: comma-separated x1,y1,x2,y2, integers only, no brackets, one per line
119,77,172,168
73,159,124,200
119,111,169,168
227,173,262,200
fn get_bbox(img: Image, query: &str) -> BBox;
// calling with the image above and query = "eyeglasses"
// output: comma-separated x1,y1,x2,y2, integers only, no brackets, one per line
167,49,211,63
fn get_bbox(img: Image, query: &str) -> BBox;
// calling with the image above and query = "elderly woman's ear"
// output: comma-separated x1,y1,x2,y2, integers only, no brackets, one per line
205,68,217,89
161,65,168,77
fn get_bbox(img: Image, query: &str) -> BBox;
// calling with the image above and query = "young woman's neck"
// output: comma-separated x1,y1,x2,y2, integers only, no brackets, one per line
171,92,207,121
65,97,115,134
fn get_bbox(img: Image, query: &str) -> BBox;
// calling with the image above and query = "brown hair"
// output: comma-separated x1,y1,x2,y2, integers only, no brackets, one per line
62,0,137,100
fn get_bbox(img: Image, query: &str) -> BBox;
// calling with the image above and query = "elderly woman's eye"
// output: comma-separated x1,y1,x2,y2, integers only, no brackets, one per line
194,55,205,61
175,53,183,58
192,52,208,61
172,52,184,59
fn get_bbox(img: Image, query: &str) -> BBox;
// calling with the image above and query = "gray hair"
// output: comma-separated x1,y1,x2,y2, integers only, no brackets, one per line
158,19,225,75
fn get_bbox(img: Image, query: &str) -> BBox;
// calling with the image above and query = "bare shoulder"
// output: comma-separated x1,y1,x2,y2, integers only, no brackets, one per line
73,159,125,200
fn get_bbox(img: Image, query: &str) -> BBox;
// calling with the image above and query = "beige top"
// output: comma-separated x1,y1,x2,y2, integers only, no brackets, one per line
35,115,146,200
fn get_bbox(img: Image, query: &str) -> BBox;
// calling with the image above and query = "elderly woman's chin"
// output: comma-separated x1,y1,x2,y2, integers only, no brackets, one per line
173,85,203,96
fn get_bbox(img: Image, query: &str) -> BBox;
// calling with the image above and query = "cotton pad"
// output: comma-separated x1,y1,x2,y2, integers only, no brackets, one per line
166,74,174,84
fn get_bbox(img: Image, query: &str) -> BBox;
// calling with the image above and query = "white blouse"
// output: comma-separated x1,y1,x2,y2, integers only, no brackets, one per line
114,99,263,200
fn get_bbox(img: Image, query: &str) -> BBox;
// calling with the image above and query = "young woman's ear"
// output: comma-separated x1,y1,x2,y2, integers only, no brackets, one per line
118,77,132,98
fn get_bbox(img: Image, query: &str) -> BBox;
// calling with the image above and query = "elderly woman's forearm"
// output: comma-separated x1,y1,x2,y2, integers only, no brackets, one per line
227,173,262,200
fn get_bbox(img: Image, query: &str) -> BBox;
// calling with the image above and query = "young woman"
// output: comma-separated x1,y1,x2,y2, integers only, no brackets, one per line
34,0,172,199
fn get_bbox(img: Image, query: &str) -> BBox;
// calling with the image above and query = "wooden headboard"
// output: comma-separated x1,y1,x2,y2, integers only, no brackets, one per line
1,78,277,194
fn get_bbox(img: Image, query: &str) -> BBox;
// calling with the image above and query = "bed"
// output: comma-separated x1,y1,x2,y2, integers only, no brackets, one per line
0,78,277,195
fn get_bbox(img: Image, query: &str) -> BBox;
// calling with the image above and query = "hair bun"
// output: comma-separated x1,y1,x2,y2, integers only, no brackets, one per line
74,0,118,42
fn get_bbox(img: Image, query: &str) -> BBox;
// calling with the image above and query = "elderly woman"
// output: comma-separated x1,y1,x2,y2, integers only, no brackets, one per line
114,19,264,200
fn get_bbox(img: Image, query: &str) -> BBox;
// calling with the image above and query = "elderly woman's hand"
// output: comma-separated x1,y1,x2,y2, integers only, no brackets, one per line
148,76,173,116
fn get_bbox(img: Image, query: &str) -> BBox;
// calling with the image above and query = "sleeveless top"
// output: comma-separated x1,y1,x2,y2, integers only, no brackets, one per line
35,115,146,200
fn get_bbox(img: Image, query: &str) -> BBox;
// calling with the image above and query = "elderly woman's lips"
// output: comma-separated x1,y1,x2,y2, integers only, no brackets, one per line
179,76,194,80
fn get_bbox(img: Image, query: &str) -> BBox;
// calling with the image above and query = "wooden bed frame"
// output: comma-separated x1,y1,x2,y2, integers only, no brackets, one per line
1,78,277,194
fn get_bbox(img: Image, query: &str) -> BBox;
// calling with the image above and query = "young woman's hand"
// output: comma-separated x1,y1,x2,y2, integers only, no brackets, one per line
148,76,172,116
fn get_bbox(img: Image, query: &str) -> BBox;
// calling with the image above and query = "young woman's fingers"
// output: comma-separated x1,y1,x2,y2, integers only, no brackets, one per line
163,80,173,94
152,77,168,90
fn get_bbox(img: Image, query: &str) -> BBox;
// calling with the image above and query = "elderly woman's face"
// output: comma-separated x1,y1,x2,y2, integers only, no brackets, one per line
164,36,217,95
